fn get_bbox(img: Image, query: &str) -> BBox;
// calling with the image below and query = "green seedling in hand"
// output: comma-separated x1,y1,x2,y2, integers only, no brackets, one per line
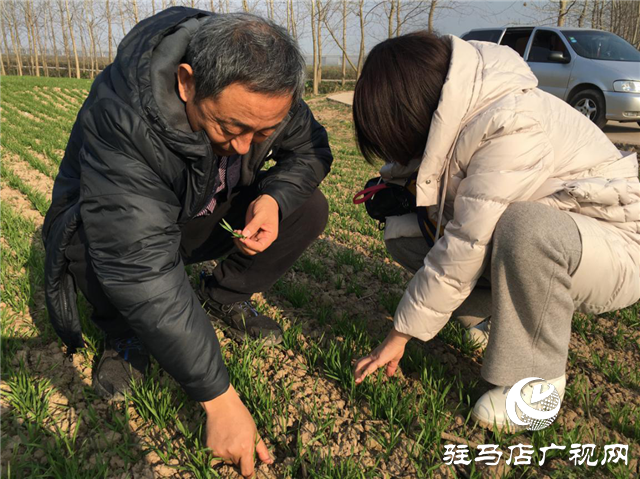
220,218,246,239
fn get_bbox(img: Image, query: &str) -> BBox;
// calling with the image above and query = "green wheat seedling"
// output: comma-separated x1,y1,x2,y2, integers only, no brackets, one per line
219,218,245,239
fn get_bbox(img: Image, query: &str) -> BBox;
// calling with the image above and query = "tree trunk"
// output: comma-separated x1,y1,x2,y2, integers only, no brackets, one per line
23,1,33,75
133,0,140,24
31,2,40,76
8,2,23,75
25,1,40,76
119,0,127,36
86,0,97,78
428,0,437,33
558,0,567,26
290,0,297,39
48,3,60,73
106,0,113,63
633,0,640,47
0,1,11,74
78,15,87,74
317,0,323,90
388,0,395,38
396,0,401,36
311,0,318,95
578,0,589,27
66,0,81,78
357,0,365,78
57,0,71,77
341,0,346,86
40,9,50,77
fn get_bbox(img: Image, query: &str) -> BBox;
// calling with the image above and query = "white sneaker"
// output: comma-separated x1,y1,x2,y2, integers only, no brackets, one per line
464,319,491,351
471,375,566,431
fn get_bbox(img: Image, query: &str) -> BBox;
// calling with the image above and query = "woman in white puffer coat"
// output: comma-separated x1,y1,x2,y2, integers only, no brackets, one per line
352,31,640,429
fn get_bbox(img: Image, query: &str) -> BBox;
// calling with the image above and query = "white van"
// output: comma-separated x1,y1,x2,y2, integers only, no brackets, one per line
462,27,640,129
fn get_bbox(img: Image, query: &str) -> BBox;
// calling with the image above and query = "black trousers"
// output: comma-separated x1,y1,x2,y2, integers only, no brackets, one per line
65,186,329,337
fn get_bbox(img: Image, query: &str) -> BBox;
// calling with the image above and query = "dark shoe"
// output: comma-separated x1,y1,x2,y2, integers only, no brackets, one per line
92,335,149,401
199,273,283,346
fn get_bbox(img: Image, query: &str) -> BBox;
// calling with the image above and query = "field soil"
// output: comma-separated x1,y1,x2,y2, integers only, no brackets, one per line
1,76,639,479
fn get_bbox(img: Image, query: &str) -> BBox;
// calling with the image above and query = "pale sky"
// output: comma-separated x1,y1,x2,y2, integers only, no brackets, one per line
296,1,552,60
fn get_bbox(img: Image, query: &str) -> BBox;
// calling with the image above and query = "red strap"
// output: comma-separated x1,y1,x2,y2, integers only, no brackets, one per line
353,183,388,204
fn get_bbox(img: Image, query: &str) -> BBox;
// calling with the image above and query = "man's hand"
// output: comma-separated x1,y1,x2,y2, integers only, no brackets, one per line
201,385,273,477
234,195,279,256
353,328,412,384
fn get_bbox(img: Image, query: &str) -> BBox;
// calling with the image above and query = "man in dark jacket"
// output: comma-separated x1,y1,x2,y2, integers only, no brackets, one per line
43,7,332,476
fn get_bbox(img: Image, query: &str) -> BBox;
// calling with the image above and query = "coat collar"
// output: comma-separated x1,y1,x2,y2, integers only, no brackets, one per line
415,35,539,207
416,35,484,207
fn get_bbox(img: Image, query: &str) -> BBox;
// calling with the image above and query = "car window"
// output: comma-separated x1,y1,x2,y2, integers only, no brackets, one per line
562,30,640,62
462,30,502,43
529,30,569,62
500,29,534,58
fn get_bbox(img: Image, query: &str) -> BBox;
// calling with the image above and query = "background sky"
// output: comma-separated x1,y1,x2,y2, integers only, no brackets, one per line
296,1,554,62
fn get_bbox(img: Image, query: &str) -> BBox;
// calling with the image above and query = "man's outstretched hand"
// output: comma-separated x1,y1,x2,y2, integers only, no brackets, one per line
201,385,273,477
234,194,279,256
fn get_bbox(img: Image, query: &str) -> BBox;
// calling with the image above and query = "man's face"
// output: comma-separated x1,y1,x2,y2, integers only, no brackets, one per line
177,64,292,156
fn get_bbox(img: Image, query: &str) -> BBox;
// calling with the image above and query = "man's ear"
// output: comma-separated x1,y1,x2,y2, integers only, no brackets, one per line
177,63,195,103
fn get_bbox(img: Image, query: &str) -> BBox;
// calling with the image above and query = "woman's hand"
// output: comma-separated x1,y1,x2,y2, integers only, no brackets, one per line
354,328,412,384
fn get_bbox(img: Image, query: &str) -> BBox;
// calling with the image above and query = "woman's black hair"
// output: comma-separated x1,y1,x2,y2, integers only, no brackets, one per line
353,31,452,166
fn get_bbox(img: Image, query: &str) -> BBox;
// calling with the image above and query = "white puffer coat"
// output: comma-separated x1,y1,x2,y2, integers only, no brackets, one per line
393,35,640,341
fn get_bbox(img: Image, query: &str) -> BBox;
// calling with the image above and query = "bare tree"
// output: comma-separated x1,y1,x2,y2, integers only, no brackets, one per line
40,5,50,76
23,0,40,76
577,0,589,27
0,1,12,74
7,1,23,75
132,0,140,24
84,0,98,78
65,0,81,78
56,0,71,77
356,0,366,77
310,0,318,94
119,0,127,36
341,0,347,85
106,0,114,63
428,0,438,32
47,2,60,72
322,0,358,77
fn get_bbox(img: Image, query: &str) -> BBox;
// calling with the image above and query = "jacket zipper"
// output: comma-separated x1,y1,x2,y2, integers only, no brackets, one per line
192,142,217,218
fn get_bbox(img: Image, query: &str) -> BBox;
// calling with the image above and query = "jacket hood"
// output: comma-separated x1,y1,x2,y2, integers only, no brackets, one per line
416,35,539,207
109,7,213,158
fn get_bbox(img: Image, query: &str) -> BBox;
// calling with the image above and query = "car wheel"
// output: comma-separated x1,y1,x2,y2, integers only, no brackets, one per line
569,89,607,129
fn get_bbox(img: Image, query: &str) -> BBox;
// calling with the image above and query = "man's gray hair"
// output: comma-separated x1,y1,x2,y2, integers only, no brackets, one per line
186,13,306,103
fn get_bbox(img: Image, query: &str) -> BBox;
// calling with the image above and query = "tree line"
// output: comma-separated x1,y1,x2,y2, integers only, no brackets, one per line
1,1,639,94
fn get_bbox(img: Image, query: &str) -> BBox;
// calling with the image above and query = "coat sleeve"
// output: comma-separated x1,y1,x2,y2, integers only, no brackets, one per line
394,116,555,341
257,100,333,219
79,101,229,402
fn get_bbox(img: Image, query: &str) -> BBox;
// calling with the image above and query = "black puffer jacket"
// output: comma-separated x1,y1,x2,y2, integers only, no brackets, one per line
43,7,332,401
